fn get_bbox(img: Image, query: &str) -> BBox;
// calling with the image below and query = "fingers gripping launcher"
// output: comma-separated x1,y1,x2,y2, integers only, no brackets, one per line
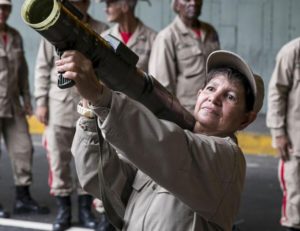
21,0,195,131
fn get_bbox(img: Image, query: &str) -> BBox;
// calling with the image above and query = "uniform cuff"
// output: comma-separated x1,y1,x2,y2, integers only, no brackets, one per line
89,86,112,108
88,86,112,122
36,97,48,107
270,128,286,139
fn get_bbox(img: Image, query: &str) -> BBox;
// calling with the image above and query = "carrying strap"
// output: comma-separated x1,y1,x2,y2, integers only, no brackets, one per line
95,117,125,230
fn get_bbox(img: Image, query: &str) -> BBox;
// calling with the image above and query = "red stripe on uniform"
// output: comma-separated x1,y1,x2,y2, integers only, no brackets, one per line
279,160,287,223
42,133,54,195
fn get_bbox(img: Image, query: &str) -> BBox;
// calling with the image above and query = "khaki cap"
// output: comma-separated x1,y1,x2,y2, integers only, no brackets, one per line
206,50,264,113
0,0,11,5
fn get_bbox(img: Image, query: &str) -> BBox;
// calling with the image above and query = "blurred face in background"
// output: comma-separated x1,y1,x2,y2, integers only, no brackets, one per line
0,4,11,27
175,0,202,21
104,0,126,23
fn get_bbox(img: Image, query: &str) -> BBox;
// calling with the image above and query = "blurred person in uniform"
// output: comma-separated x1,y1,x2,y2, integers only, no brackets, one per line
93,1,156,227
266,38,300,231
149,0,220,113
100,0,157,72
34,0,110,230
55,49,264,231
0,0,49,218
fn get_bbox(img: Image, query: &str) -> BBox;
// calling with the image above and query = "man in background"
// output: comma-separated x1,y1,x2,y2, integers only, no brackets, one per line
0,0,49,218
100,0,156,72
267,38,300,231
34,0,109,230
149,0,220,113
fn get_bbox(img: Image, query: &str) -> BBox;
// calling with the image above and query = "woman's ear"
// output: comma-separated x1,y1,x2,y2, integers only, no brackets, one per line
238,111,257,130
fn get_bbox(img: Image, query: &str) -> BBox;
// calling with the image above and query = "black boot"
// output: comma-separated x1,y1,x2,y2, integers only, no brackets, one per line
96,214,115,231
0,204,9,218
78,195,97,229
53,196,72,231
13,186,50,214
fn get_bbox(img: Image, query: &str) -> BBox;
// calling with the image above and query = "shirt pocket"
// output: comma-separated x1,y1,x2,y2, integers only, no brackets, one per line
132,170,151,192
176,46,204,78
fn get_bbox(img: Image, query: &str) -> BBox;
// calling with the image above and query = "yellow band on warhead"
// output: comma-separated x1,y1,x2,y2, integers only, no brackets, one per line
21,0,61,31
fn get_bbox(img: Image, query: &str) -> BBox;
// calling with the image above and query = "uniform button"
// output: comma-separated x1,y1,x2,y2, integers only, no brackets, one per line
152,184,157,190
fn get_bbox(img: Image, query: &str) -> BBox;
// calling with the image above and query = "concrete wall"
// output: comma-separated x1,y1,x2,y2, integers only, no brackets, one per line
9,0,300,113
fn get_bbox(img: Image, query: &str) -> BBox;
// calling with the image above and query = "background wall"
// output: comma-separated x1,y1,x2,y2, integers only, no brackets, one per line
9,0,300,114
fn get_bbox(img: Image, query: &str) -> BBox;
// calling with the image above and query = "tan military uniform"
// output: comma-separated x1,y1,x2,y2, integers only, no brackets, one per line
266,37,300,229
101,18,157,72
34,15,108,196
0,25,33,186
72,92,246,231
149,16,220,113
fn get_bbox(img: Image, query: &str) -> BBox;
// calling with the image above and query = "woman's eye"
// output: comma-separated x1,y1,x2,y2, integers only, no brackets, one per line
227,94,237,102
205,86,214,91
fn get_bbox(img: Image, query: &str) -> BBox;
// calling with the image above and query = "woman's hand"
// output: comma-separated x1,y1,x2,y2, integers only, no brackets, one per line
55,50,104,104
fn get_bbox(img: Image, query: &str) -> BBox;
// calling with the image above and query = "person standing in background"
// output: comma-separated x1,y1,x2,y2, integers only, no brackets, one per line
0,0,50,218
149,0,220,113
34,0,110,230
93,2,156,229
266,38,300,231
100,0,156,72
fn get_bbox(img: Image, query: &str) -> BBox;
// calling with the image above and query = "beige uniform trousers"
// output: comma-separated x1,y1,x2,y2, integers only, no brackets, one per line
45,125,86,196
45,91,83,196
0,115,33,186
278,156,300,229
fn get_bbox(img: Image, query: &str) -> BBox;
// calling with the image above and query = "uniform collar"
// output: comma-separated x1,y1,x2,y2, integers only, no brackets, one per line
112,18,145,48
173,16,206,42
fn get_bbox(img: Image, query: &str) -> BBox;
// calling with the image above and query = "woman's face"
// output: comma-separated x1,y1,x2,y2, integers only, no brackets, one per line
194,74,251,136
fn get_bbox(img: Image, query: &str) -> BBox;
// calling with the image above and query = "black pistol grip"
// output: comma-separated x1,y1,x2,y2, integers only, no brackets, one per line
56,48,75,89
58,73,75,89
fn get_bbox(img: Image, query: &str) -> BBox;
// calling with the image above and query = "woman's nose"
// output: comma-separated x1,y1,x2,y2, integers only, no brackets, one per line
208,91,222,106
